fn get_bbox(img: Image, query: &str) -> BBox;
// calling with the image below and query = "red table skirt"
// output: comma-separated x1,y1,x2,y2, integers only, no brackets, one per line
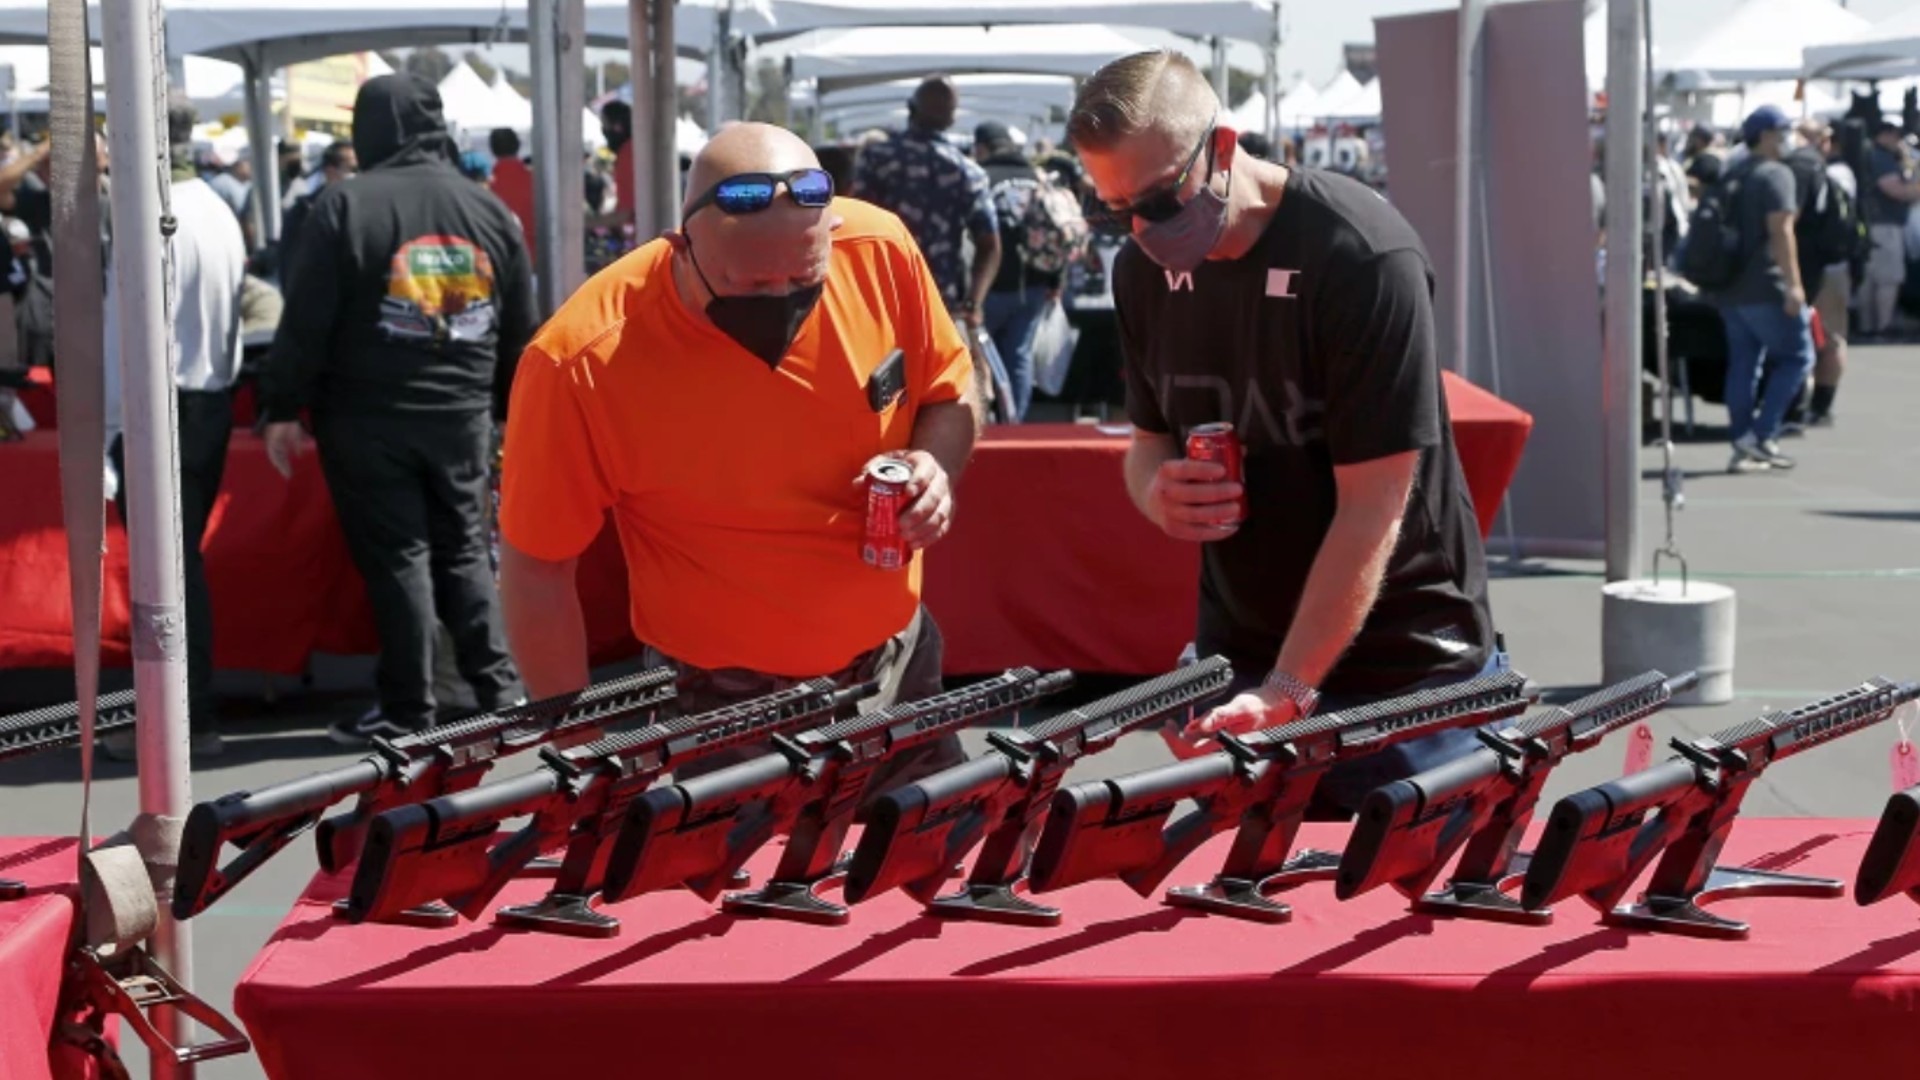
235,819,1920,1080
0,837,113,1080
0,373,1530,677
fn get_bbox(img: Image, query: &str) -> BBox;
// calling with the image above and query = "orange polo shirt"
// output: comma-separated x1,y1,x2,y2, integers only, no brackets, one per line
501,197,972,675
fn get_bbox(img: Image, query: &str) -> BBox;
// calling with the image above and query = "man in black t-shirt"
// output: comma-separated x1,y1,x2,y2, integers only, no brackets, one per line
1069,50,1499,815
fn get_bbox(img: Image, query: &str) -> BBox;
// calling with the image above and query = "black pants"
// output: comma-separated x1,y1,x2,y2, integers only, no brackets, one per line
314,409,520,726
111,388,232,734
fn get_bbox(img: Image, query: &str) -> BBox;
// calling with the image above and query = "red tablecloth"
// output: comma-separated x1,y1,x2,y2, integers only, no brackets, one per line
234,819,1920,1079
0,837,111,1080
0,373,1531,677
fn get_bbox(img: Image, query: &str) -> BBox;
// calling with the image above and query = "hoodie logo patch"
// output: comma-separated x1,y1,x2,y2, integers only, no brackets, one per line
379,235,498,346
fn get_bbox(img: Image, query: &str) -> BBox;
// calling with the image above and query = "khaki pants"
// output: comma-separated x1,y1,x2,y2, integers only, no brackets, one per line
1857,223,1906,334
643,605,962,800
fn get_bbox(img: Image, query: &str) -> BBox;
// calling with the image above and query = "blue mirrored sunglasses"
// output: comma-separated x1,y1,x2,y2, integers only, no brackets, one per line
685,168,835,218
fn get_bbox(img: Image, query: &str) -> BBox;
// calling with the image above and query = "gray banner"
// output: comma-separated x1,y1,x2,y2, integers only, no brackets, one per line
1377,0,1605,558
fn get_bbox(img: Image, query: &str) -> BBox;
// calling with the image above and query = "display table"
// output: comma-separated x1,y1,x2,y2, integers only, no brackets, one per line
0,373,1531,677
0,837,112,1080
235,819,1920,1079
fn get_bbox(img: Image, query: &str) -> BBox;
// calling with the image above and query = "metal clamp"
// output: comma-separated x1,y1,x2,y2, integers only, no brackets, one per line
1652,544,1689,594
68,945,251,1067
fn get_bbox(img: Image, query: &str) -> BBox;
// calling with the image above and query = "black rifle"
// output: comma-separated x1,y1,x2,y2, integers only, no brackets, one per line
1857,780,1920,909
1524,677,1920,939
345,677,873,937
1,690,138,900
601,668,1075,924
1026,670,1532,923
1336,670,1695,923
841,658,1234,926
173,669,678,922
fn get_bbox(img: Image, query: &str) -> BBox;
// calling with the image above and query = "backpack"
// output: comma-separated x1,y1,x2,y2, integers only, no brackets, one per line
991,169,1089,278
1679,162,1749,290
1800,167,1870,269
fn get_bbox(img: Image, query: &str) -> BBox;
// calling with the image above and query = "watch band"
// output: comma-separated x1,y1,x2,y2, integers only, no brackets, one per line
1260,669,1320,716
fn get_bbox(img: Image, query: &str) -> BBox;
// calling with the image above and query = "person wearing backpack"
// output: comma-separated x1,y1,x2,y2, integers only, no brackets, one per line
974,120,1088,420
1787,120,1864,426
1703,107,1815,474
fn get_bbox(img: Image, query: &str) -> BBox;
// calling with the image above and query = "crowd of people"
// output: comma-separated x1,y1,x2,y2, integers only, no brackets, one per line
4,50,1914,804
1637,99,1920,474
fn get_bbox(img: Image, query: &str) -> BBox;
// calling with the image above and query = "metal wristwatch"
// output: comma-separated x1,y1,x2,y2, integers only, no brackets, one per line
1260,670,1320,717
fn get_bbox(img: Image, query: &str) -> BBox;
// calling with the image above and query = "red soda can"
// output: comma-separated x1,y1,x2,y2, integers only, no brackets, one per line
1186,422,1247,526
862,459,914,570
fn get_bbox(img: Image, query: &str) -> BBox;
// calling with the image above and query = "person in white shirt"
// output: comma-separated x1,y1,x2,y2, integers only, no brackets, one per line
102,94,248,760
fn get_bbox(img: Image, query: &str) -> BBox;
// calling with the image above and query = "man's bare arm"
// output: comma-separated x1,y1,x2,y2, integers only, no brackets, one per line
500,540,590,700
1877,172,1920,203
967,230,1002,318
911,397,978,483
1272,450,1419,687
1766,209,1804,308
1125,429,1180,523
0,142,48,212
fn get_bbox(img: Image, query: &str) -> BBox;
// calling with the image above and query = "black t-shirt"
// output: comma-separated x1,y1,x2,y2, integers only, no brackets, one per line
1115,167,1494,696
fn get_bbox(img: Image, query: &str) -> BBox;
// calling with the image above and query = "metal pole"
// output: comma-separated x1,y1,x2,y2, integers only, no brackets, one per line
530,0,562,308
1602,0,1645,582
707,0,729,132
1211,36,1229,103
242,54,281,246
101,0,195,1073
1452,0,1485,380
1264,10,1280,148
652,0,679,235
628,0,658,238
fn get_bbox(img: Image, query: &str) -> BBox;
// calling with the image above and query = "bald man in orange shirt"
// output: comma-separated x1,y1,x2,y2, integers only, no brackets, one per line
499,123,979,778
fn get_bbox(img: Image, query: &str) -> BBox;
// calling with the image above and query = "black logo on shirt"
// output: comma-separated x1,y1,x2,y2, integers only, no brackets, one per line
1161,374,1325,449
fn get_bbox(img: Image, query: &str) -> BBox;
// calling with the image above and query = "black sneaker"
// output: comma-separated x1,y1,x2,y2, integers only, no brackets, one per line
329,707,427,748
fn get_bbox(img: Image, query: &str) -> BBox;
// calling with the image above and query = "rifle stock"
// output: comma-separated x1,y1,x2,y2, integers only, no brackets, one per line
1335,670,1693,908
345,678,870,934
601,669,1072,912
174,669,677,919
842,659,1235,923
1524,678,1919,933
1857,786,1920,906
1026,670,1531,920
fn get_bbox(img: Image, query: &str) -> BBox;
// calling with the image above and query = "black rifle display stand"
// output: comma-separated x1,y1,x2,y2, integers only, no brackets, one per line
724,854,851,925
0,879,24,901
330,898,458,929
1604,865,1844,940
1164,849,1342,924
1415,852,1550,926
494,891,620,938
928,880,1061,927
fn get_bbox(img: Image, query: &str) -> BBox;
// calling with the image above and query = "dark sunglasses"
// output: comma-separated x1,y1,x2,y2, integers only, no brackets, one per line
1089,126,1215,235
684,168,835,219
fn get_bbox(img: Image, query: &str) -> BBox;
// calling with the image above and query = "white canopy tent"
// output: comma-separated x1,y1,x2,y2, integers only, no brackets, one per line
1804,7,1920,80
436,59,500,131
804,73,1076,114
489,72,535,132
1662,0,1867,90
785,23,1164,94
1275,79,1321,130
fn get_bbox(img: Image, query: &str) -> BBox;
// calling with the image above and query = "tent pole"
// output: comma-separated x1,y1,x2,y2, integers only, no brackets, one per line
1211,36,1228,103
628,0,657,238
652,0,679,234
101,0,196,1073
1452,0,1485,380
1602,0,1645,583
243,53,280,246
530,0,562,309
708,0,729,130
1265,4,1281,147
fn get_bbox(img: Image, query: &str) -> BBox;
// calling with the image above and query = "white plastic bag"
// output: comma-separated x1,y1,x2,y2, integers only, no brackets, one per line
1030,299,1079,399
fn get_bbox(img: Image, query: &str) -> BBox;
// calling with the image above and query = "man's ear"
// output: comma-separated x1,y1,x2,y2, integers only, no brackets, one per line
1212,125,1239,174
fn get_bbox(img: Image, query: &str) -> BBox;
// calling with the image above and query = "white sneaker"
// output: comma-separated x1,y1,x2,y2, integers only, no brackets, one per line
1757,439,1796,469
1728,434,1772,473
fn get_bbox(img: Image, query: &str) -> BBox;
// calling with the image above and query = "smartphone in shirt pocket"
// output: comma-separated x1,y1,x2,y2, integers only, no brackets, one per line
867,347,906,413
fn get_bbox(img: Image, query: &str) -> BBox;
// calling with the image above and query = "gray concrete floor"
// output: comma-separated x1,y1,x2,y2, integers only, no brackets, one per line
3,344,1916,1078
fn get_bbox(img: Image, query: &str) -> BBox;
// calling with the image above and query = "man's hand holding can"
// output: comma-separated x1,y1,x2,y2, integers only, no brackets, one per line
1144,459,1244,542
858,451,954,570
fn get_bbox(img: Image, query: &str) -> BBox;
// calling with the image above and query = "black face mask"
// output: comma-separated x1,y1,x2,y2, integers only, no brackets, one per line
687,242,823,369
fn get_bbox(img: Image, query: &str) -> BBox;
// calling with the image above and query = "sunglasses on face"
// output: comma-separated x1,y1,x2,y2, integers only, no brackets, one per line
1089,126,1215,235
684,168,835,219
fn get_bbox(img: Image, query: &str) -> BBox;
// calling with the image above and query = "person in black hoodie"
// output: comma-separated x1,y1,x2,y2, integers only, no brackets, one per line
261,74,531,745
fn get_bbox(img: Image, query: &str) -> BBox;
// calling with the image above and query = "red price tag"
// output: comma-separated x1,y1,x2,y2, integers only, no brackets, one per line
1623,723,1655,775
1894,705,1920,792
